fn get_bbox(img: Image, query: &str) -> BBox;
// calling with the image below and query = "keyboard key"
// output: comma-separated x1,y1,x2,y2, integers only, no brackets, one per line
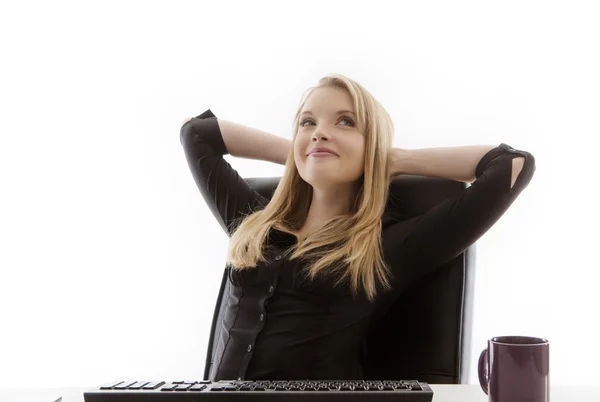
114,381,137,389
189,384,207,391
141,381,165,389
174,384,191,391
99,381,123,389
128,381,149,389
160,383,177,391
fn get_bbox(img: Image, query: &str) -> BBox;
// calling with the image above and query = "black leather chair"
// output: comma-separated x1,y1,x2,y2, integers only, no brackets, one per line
203,175,476,384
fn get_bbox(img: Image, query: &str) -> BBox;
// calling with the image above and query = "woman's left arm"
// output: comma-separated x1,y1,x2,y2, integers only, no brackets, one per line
384,143,536,287
390,145,525,188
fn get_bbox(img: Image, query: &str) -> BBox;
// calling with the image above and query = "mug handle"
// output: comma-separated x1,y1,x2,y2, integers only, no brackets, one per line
478,348,489,395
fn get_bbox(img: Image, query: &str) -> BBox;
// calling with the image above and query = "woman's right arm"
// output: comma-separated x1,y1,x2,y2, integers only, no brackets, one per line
181,115,291,166
179,109,290,236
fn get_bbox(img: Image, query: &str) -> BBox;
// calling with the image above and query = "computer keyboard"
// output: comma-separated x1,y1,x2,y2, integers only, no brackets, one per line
84,379,433,401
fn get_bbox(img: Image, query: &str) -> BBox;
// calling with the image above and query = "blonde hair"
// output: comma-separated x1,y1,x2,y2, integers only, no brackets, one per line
226,74,396,302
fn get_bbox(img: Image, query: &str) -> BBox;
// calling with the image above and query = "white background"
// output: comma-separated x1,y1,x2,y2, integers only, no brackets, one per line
1,0,598,388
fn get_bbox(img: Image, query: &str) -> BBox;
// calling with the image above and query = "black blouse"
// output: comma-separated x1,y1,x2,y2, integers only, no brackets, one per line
179,109,536,382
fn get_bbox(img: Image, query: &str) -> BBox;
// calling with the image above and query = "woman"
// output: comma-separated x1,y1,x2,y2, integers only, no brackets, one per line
179,74,535,382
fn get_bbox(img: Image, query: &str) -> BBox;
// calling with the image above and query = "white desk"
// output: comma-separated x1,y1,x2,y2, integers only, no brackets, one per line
1,385,599,402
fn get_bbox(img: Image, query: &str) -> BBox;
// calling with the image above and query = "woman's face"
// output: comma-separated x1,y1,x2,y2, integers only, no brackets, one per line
294,86,366,189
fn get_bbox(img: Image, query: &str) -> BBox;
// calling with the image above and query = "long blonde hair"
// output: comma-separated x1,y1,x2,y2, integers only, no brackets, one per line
226,74,396,302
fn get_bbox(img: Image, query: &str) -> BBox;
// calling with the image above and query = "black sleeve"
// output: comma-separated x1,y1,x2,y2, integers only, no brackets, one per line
387,143,536,272
179,109,268,236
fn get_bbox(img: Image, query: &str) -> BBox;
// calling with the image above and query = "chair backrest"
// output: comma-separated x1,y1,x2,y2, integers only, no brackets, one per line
203,175,476,384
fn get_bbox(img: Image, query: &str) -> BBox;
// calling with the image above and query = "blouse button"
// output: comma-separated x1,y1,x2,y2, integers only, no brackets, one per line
275,255,282,260
269,285,274,293
260,313,264,321
247,344,252,352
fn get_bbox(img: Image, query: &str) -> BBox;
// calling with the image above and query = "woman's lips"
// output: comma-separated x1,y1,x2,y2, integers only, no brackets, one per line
309,151,337,157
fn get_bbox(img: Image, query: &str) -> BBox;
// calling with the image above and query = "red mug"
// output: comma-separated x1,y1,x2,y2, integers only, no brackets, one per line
478,336,549,402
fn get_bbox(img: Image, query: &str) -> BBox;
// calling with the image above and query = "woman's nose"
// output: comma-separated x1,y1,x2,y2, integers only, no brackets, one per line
311,130,330,141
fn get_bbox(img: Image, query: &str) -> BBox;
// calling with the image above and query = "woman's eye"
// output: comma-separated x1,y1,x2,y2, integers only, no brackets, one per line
299,117,354,127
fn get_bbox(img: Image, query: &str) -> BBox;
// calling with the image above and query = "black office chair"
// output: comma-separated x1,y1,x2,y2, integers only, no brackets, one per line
203,175,476,384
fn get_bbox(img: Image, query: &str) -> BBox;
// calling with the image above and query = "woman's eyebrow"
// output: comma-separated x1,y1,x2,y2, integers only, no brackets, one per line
301,110,356,117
